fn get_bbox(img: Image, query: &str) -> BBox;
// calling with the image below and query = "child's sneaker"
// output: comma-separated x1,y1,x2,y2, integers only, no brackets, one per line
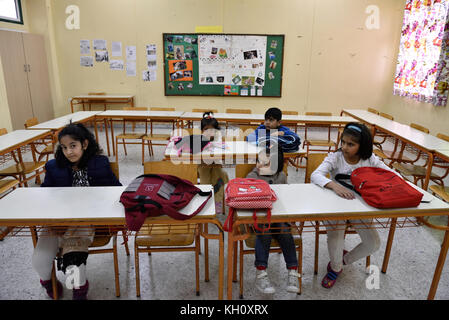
255,269,275,294
40,279,63,299
72,280,89,300
286,269,300,293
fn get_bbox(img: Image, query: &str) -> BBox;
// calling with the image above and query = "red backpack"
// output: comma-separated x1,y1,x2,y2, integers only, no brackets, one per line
335,167,423,208
223,178,277,232
120,174,212,232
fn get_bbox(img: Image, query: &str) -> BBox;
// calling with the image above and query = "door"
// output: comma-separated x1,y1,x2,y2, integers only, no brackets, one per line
22,33,54,123
0,30,34,130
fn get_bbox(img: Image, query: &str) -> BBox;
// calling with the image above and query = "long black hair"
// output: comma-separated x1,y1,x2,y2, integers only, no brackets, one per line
200,112,220,131
55,122,102,168
339,122,373,160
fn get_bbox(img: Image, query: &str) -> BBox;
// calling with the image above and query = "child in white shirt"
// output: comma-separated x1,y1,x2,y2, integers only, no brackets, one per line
311,122,399,288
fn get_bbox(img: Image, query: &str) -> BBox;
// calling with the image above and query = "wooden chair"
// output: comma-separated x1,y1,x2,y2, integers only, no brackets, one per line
395,132,449,189
304,153,370,275
303,112,337,155
86,162,129,297
225,108,251,114
233,163,303,298
115,107,148,163
282,110,299,133
192,108,218,114
49,162,128,299
372,112,394,152
0,128,46,187
367,107,380,115
0,177,20,240
390,123,434,187
234,124,260,141
134,161,201,297
24,118,54,163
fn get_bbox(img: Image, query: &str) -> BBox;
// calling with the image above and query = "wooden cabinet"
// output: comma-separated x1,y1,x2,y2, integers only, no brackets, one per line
0,30,53,130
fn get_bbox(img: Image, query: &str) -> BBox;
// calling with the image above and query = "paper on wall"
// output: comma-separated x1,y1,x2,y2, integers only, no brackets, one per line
126,61,136,76
80,40,90,55
80,56,93,67
126,46,137,61
111,41,122,57
110,60,124,70
93,39,107,51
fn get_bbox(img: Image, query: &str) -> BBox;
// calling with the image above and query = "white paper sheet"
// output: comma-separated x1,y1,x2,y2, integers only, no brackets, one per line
80,40,90,55
111,41,122,57
93,39,107,50
126,46,137,61
110,60,124,70
126,61,136,76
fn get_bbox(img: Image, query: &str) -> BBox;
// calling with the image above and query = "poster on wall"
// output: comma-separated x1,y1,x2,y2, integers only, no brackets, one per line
80,40,90,55
111,41,122,57
197,35,267,85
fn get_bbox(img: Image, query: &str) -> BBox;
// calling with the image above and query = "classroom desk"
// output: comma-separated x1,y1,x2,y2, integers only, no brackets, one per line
96,110,185,157
180,112,356,128
341,109,449,190
0,185,225,300
0,129,52,180
164,139,306,165
226,183,449,300
70,95,134,113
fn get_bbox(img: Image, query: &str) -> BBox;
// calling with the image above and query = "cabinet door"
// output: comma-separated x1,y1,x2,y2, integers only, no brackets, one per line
22,33,54,123
0,30,34,130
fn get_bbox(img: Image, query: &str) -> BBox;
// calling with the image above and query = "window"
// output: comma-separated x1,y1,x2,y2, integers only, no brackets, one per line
393,1,449,106
0,0,23,24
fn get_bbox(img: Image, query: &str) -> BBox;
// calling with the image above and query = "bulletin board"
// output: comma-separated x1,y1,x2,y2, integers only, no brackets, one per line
163,33,284,97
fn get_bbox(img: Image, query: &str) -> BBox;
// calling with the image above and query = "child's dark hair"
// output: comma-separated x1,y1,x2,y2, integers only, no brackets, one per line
264,107,282,121
201,112,220,131
340,122,373,160
55,122,102,168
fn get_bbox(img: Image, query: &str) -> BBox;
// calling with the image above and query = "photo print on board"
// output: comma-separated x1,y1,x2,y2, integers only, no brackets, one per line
80,56,93,67
269,61,277,69
168,60,193,81
95,50,109,62
243,50,258,60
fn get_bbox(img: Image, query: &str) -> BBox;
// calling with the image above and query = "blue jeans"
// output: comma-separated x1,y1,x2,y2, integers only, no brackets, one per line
254,223,298,269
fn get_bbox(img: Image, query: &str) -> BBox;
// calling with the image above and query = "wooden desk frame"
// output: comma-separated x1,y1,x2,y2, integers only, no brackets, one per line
70,96,134,113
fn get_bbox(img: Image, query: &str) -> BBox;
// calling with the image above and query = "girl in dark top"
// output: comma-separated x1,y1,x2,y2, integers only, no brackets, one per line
32,123,121,300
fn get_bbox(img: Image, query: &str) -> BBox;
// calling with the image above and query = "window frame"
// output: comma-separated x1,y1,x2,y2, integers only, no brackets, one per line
0,0,23,25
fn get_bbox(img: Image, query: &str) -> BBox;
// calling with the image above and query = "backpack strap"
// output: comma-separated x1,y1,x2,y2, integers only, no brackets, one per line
335,174,361,196
162,191,212,220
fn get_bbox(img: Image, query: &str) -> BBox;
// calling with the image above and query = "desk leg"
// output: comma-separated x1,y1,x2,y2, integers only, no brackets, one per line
204,224,210,282
93,118,99,144
428,224,449,300
227,227,235,300
70,99,74,113
104,118,110,156
423,153,434,191
110,119,116,156
381,218,397,273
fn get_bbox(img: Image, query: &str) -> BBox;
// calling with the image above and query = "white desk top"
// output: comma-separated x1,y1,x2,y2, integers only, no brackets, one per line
236,183,449,219
0,185,215,224
342,109,449,151
28,111,100,130
98,110,184,118
165,140,261,161
72,95,134,99
0,129,50,154
435,149,449,161
181,112,355,124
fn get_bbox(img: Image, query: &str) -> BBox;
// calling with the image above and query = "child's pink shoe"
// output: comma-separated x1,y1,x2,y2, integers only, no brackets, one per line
72,280,89,300
40,279,63,299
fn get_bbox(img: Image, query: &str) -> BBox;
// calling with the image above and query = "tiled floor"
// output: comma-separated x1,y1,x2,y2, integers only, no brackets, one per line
0,124,448,300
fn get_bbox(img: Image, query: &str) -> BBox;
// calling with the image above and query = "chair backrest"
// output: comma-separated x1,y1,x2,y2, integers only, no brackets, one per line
437,133,449,142
109,162,119,180
410,123,429,134
225,108,251,114
282,110,299,116
192,108,218,114
88,92,106,95
367,107,380,115
150,107,175,111
235,159,288,178
304,153,328,183
0,128,7,136
143,161,198,184
305,112,332,116
24,117,38,129
123,107,147,111
379,112,394,120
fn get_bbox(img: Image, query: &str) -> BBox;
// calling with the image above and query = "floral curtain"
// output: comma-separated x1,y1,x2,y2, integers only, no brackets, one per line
394,0,449,106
